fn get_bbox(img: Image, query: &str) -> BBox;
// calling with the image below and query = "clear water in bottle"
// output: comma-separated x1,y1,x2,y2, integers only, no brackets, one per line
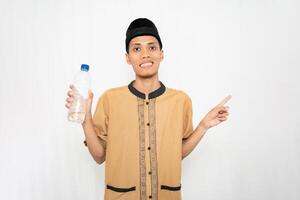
68,64,91,123
68,90,86,123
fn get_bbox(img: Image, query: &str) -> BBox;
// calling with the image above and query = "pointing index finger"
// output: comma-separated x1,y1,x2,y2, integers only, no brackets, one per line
217,95,232,107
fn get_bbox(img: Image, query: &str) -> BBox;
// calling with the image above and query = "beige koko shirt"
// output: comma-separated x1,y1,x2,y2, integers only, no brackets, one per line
92,80,194,200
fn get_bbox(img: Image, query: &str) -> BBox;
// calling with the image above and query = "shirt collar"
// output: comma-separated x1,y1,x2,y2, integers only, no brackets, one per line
128,80,166,99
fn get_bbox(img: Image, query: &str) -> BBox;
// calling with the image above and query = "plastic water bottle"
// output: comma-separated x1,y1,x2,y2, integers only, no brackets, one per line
68,64,91,123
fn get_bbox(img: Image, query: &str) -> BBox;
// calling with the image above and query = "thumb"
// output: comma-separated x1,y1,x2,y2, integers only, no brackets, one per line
82,90,94,123
86,90,94,111
87,89,94,100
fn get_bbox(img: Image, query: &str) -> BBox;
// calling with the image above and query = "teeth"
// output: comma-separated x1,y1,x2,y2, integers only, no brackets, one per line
140,62,153,67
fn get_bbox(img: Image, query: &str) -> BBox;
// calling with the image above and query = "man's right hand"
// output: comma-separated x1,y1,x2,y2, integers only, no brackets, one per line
65,84,94,124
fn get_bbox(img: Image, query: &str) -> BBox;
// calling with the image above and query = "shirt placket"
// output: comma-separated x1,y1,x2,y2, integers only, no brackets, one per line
138,97,158,200
144,99,152,199
147,98,159,200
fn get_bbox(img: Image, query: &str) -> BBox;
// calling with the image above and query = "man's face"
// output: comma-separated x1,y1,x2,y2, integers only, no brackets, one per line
126,35,164,79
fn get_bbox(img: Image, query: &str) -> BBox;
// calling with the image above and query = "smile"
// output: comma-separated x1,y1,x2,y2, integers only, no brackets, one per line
139,62,153,68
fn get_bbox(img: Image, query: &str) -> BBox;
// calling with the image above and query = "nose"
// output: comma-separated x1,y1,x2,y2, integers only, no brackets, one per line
141,48,150,59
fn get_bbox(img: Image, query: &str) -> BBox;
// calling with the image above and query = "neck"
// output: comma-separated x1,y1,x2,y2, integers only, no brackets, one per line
133,75,161,99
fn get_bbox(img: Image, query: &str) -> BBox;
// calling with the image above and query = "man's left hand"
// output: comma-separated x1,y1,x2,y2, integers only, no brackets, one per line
199,95,232,130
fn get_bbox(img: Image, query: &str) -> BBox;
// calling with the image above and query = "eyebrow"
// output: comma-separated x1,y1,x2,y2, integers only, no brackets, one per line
132,42,158,46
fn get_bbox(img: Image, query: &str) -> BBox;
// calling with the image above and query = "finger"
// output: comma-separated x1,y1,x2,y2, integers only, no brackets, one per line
65,102,71,108
219,117,227,121
218,115,229,119
217,106,229,114
69,84,74,89
88,90,94,99
218,113,229,118
69,84,78,93
67,90,73,97
66,97,73,103
217,95,232,107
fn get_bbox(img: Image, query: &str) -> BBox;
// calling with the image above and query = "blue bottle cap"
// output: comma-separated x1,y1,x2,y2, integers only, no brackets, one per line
81,64,89,72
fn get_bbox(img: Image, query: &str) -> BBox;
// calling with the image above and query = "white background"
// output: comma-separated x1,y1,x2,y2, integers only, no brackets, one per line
0,0,299,199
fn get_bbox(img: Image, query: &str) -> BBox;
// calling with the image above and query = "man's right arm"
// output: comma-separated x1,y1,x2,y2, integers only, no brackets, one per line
65,85,106,165
82,119,106,165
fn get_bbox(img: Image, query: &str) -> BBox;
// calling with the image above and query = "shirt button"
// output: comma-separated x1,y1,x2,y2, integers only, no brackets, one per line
147,123,150,126
149,195,152,199
147,147,151,150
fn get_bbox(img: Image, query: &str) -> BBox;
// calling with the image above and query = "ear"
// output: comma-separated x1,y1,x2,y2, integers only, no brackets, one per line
125,53,131,65
160,50,164,61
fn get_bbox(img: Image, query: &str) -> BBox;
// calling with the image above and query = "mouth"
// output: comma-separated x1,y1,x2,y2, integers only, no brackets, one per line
139,62,153,68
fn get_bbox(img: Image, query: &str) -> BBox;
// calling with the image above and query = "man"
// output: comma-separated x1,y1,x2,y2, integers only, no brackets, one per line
65,18,231,200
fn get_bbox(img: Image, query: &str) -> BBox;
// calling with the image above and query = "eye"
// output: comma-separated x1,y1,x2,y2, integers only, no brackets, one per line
150,46,157,51
133,47,141,52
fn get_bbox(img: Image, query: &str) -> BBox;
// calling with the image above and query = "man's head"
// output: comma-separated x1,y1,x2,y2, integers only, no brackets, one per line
125,18,162,53
125,18,164,79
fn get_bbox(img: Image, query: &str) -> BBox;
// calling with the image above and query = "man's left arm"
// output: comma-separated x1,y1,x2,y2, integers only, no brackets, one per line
182,95,232,159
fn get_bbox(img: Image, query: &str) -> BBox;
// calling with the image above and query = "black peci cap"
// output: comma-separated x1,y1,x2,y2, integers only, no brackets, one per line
125,18,163,53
